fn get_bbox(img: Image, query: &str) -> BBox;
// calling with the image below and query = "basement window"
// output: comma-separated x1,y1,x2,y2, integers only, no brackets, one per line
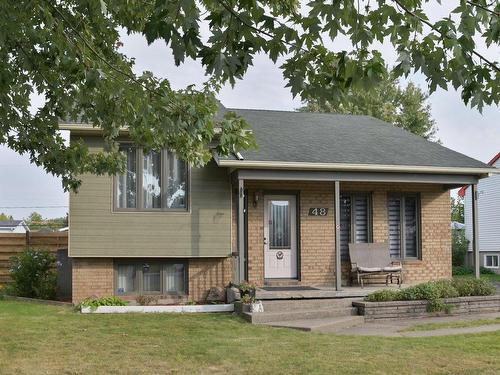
484,255,499,269
115,144,188,211
115,261,187,295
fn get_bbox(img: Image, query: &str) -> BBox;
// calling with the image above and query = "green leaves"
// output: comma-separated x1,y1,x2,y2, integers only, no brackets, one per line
1,0,498,191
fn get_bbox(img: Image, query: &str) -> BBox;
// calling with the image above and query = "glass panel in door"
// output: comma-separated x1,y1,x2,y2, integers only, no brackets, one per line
269,200,290,249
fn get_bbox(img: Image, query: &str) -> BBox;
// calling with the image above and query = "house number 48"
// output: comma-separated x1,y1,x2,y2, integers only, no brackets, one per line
308,207,328,216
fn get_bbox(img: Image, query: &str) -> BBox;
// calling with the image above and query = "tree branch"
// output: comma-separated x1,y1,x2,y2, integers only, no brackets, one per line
467,1,500,17
44,0,170,100
392,0,500,72
217,0,308,53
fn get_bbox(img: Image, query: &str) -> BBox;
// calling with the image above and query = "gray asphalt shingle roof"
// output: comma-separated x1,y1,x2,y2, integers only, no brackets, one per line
0,220,23,227
218,108,490,170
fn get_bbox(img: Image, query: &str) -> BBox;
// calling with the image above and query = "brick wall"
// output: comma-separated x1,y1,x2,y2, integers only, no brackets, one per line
244,181,336,286
242,181,451,287
188,258,233,302
72,258,114,304
72,257,233,304
341,182,452,283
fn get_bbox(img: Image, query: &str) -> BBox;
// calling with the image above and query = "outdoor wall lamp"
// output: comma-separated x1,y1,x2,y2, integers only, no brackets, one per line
253,191,260,207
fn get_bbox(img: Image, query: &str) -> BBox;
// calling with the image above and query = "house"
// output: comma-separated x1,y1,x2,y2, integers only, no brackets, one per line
60,106,497,304
0,220,29,233
459,153,500,273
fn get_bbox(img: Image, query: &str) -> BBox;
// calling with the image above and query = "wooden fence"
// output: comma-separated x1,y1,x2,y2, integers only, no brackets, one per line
0,232,68,284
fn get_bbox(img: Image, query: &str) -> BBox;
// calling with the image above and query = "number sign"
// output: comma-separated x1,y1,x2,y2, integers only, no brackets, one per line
308,207,328,216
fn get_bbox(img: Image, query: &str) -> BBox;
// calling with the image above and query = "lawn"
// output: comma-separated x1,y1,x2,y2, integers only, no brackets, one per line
2,301,500,374
401,318,500,332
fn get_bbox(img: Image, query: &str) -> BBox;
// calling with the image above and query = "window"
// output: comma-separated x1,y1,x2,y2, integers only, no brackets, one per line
388,193,420,259
484,255,499,269
116,261,187,295
116,145,188,211
269,200,290,249
340,193,372,261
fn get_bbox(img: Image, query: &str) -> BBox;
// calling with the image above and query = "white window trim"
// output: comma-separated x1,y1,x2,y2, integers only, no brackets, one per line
484,254,499,269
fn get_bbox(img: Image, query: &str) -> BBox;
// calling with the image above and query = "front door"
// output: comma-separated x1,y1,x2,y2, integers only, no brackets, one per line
264,195,297,279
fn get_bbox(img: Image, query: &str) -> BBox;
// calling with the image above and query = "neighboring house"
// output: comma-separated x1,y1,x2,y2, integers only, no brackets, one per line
459,153,500,273
0,220,29,233
60,105,497,304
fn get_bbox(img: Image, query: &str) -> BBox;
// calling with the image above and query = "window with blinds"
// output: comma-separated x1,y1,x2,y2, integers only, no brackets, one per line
388,194,420,259
340,193,372,261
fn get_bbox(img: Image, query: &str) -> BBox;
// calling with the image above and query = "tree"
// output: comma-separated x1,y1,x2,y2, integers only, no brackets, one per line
24,212,68,231
451,197,465,223
1,1,498,191
0,213,14,221
300,75,438,140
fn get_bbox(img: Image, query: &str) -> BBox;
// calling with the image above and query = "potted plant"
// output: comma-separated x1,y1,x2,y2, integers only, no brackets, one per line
238,281,256,300
240,293,264,313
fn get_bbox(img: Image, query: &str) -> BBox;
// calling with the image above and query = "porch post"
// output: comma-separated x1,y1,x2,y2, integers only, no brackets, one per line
237,178,246,282
472,184,480,279
334,180,341,291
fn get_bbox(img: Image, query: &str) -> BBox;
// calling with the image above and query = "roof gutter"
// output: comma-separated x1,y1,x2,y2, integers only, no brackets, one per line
216,159,498,177
58,123,129,134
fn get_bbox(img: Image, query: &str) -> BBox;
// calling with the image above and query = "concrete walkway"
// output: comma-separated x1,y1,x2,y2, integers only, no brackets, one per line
330,312,500,337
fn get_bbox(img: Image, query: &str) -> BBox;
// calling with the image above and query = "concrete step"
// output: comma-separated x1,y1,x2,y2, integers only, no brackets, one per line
260,297,361,312
263,316,365,332
243,306,359,324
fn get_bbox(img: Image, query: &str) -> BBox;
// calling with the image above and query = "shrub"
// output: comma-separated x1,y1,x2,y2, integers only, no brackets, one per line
78,296,128,310
452,278,496,297
452,229,469,266
364,279,496,313
364,289,402,302
452,266,496,276
6,248,56,300
452,266,473,276
136,295,158,306
480,267,496,275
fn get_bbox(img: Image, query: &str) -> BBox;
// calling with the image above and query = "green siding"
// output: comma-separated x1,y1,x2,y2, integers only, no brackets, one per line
69,136,231,257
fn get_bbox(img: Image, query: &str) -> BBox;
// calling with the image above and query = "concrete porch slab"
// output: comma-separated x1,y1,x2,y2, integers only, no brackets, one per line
255,284,403,300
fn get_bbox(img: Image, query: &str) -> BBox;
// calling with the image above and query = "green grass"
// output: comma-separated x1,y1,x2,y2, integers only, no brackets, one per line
401,318,500,332
2,301,500,374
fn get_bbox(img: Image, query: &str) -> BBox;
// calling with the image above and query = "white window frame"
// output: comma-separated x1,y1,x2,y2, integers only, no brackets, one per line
484,254,499,269
114,144,190,212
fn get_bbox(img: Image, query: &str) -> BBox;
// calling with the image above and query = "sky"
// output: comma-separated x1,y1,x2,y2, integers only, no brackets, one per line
0,5,499,220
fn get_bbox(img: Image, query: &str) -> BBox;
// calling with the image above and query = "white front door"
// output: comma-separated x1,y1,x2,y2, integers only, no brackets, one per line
264,195,297,279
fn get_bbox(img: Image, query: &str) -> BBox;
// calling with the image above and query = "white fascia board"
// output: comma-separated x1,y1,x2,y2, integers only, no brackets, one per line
216,159,497,176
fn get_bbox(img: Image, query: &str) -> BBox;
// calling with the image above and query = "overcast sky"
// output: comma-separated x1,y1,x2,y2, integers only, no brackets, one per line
0,7,499,220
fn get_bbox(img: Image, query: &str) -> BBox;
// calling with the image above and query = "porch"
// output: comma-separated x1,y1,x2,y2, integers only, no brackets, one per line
255,284,404,300
232,169,481,290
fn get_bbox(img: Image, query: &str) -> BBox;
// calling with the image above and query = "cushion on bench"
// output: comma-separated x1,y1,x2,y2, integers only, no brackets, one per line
358,266,383,272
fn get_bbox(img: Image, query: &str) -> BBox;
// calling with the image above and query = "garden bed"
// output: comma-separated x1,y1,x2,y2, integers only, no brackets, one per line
80,304,234,314
354,295,500,320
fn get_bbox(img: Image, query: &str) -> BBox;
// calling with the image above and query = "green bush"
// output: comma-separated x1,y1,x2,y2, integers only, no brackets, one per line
452,266,473,276
452,278,496,297
480,267,496,275
78,296,128,310
364,289,402,302
452,229,469,266
452,266,496,276
6,248,56,300
364,279,496,313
